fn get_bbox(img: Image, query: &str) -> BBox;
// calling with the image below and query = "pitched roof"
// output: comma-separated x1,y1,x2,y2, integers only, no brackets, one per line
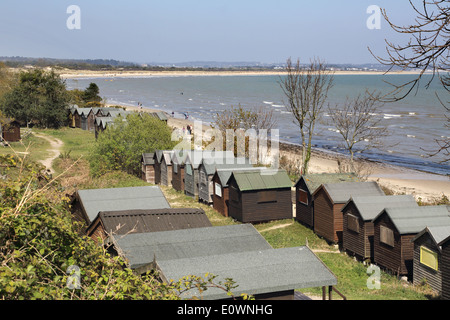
316,181,385,204
200,157,252,175
295,173,359,193
185,150,234,169
373,205,450,235
343,194,418,221
76,107,93,117
413,225,450,252
158,246,337,299
113,224,273,269
150,111,168,121
90,208,211,235
229,169,292,191
76,186,170,224
154,150,175,163
141,153,155,165
214,167,270,187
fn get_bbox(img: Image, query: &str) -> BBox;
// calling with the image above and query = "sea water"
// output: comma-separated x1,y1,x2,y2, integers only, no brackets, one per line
66,74,449,175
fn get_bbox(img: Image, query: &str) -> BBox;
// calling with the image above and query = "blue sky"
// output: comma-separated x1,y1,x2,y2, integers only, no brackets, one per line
0,1,418,64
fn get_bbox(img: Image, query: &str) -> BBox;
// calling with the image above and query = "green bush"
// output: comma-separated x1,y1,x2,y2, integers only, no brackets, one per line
89,113,176,177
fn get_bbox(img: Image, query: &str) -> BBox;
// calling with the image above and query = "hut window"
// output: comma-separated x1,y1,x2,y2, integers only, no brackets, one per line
298,189,308,205
347,214,360,233
380,225,394,247
215,183,222,197
420,246,438,271
186,165,192,176
257,190,277,203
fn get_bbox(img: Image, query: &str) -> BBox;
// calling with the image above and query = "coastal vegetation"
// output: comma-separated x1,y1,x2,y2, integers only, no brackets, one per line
279,57,334,174
0,68,69,128
0,127,442,300
89,113,176,177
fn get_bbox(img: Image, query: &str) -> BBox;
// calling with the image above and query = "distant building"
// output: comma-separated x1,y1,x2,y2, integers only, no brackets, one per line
0,118,21,142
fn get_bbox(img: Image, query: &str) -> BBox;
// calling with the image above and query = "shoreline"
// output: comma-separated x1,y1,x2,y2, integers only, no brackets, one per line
121,104,449,203
56,69,425,79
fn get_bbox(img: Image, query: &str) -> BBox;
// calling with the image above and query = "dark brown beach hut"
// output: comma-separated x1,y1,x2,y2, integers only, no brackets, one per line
141,152,155,183
341,194,418,261
412,225,450,295
312,181,385,244
198,156,252,204
294,173,358,229
438,231,450,300
0,118,21,142
227,169,293,223
212,167,269,217
153,150,171,185
372,205,450,277
86,207,211,243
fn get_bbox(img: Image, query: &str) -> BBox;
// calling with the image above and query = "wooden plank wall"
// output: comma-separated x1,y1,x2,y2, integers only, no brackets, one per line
413,235,442,294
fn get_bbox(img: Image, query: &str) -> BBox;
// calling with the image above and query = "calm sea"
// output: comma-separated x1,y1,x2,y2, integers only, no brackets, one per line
66,74,449,175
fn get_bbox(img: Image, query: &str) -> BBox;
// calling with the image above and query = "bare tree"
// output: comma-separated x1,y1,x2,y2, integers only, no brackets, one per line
369,0,449,162
327,91,389,173
279,57,334,174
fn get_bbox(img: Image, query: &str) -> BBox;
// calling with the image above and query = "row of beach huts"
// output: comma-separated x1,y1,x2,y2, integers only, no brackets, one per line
141,149,450,299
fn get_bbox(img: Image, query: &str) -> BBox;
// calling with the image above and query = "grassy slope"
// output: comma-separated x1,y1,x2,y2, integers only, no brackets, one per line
22,127,437,300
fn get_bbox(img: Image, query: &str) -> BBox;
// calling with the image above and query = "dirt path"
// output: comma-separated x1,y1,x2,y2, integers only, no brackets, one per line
33,132,63,173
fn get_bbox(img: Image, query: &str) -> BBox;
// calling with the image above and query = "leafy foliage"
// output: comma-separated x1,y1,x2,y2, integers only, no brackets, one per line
0,69,69,128
89,113,176,177
0,154,242,300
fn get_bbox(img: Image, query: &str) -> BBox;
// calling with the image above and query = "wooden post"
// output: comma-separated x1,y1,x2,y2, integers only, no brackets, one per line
329,286,333,300
322,286,326,300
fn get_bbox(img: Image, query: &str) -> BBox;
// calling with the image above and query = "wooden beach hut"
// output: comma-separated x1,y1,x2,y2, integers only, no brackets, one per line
141,152,155,183
109,224,339,300
227,169,293,223
153,150,172,185
438,232,450,300
70,185,171,227
170,150,201,193
75,107,95,131
183,150,234,199
68,105,78,128
341,194,418,261
312,181,385,244
212,167,269,217
160,151,174,187
412,225,450,295
86,207,211,243
0,118,21,142
294,173,358,229
198,156,252,204
372,205,450,277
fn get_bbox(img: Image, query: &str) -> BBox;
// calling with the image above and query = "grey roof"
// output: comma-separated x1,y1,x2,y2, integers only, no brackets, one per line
413,225,450,251
295,173,359,194
141,153,155,165
158,246,337,299
76,107,93,117
374,205,450,235
91,208,211,235
185,150,235,169
343,194,418,221
230,169,292,191
201,157,252,175
214,167,270,187
317,181,385,203
113,224,273,269
76,186,170,224
150,111,168,121
94,116,114,129
154,150,175,163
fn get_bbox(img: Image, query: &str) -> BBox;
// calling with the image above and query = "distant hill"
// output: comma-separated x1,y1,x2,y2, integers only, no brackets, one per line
0,56,404,72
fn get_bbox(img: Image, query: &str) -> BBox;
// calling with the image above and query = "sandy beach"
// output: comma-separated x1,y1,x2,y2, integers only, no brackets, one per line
121,104,449,203
56,68,425,80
